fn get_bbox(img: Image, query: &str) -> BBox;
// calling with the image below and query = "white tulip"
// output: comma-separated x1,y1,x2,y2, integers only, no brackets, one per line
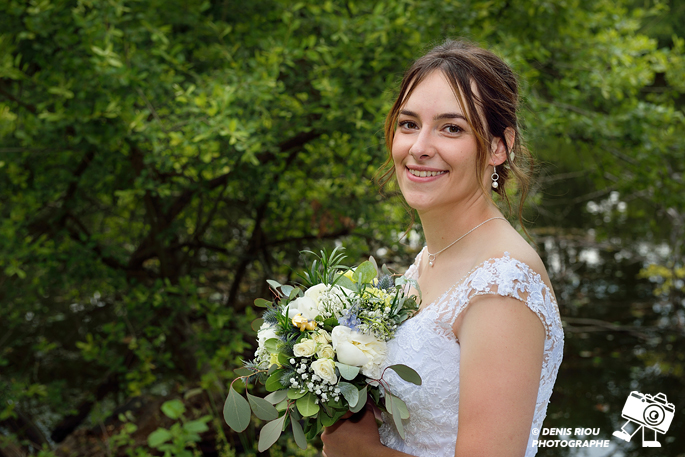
286,296,319,321
331,326,386,378
304,283,328,306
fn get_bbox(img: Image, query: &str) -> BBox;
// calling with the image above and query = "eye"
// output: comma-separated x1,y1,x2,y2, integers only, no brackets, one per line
444,124,462,134
398,120,418,130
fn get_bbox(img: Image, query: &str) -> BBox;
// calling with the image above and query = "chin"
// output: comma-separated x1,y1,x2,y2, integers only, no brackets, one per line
401,194,438,212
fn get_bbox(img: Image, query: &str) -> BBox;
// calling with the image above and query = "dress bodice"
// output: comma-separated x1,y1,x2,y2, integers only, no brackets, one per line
378,249,564,457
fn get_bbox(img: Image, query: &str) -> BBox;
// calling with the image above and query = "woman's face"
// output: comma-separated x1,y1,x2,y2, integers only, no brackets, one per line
392,70,485,214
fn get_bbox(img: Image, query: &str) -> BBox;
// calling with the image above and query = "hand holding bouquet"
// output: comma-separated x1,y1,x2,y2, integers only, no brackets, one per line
224,247,421,451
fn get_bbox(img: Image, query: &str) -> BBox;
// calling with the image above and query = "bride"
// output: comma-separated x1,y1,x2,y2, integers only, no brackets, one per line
321,40,564,457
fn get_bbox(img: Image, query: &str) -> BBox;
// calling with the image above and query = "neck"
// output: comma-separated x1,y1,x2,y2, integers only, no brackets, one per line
418,194,503,255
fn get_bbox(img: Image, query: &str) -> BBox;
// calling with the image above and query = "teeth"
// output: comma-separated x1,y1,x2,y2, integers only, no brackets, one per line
408,169,446,178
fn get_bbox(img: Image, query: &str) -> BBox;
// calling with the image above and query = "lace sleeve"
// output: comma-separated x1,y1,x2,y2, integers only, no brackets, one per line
447,253,561,342
446,253,564,414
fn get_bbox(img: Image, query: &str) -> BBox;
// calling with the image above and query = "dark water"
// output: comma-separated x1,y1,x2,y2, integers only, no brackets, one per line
539,234,684,457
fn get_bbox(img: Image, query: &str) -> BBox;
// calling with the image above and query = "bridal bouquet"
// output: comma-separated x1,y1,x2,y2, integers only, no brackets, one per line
224,247,421,451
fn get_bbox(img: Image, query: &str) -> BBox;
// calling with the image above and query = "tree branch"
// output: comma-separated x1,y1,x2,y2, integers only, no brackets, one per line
0,84,37,114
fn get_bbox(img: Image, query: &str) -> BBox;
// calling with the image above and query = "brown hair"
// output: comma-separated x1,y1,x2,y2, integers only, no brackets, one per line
378,39,534,230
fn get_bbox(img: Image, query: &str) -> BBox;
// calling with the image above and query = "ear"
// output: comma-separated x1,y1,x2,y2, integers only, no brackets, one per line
489,127,516,167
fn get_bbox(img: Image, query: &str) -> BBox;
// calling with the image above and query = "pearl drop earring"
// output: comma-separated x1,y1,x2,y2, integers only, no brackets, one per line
491,168,499,189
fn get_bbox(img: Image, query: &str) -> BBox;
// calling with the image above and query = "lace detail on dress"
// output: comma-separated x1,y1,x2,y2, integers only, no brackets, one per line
378,249,564,457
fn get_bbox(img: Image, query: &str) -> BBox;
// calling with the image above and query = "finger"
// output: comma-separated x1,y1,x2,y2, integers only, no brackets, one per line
341,411,354,419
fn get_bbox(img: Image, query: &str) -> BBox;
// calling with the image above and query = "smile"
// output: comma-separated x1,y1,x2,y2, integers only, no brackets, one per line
407,168,447,178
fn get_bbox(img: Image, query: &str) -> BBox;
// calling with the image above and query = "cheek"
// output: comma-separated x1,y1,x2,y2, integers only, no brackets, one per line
391,135,408,165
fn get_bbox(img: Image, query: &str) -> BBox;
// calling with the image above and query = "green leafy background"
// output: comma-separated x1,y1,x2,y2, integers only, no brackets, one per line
1,0,684,456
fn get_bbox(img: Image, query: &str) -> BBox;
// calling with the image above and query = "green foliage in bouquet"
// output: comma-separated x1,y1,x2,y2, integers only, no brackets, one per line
224,248,422,451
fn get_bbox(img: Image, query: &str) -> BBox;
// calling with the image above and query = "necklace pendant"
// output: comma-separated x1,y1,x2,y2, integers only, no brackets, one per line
428,254,436,267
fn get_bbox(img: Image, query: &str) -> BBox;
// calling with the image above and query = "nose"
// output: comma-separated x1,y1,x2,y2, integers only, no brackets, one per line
408,128,436,160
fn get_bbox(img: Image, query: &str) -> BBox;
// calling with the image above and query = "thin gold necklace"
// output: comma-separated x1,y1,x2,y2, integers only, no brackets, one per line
426,217,507,267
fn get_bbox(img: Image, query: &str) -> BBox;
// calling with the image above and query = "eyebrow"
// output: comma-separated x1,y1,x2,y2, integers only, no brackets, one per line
399,109,467,121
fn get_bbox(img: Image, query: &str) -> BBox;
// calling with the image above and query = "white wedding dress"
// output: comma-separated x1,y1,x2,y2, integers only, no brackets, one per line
378,249,564,457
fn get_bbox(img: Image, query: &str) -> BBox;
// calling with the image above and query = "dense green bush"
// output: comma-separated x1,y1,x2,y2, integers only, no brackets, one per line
0,0,682,455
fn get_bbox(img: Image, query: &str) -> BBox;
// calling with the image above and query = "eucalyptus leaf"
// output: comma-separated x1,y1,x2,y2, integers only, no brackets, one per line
277,352,291,367
320,408,337,427
235,367,253,377
390,393,405,439
350,386,367,413
296,393,320,417
258,415,286,452
368,256,379,277
393,395,410,419
306,417,319,440
265,370,286,392
275,398,289,412
281,285,294,297
337,382,359,407
247,392,279,421
264,390,288,405
266,280,282,290
264,338,280,353
251,318,264,332
287,388,307,400
336,362,360,381
387,364,422,385
254,298,271,308
333,274,356,290
291,407,302,421
352,261,376,284
291,418,307,450
289,287,301,299
223,386,251,432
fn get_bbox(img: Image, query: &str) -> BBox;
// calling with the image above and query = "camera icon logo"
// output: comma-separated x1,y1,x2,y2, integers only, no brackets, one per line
613,391,675,447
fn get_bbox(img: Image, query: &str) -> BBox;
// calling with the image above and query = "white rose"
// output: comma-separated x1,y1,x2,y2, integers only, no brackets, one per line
257,323,278,349
287,296,319,321
293,338,317,357
331,326,387,378
311,358,337,384
317,343,335,359
312,329,332,344
304,283,328,307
